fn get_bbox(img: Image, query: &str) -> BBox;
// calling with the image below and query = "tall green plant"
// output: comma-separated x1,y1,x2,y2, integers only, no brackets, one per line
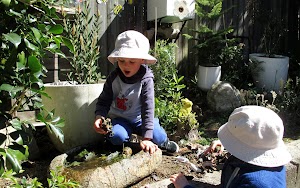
150,40,198,133
62,1,102,84
184,0,235,66
0,0,65,174
150,40,184,99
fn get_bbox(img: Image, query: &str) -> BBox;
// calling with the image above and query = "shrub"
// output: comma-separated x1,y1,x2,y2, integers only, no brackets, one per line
150,40,199,134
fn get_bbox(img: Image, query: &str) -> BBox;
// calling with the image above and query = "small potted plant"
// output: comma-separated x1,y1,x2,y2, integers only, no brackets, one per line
249,3,289,92
184,0,235,91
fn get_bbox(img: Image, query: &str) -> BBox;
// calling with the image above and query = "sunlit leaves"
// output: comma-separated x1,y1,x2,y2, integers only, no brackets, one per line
0,84,24,98
6,146,28,173
24,38,38,51
31,27,41,41
1,0,67,176
1,0,11,6
49,24,64,34
16,52,26,72
36,110,64,143
28,55,41,73
62,37,74,53
3,33,21,48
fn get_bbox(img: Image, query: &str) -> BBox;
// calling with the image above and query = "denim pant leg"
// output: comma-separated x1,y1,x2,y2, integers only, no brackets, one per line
152,118,168,145
107,118,132,146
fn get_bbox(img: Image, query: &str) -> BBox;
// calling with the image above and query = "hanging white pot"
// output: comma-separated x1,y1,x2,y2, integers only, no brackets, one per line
249,53,289,92
42,82,105,152
197,65,221,91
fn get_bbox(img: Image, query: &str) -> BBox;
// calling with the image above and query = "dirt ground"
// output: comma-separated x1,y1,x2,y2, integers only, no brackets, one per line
3,110,298,188
2,126,225,188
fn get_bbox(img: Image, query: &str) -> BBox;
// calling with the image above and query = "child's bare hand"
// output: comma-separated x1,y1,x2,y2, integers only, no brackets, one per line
93,117,108,135
170,173,190,188
203,140,224,155
140,140,158,154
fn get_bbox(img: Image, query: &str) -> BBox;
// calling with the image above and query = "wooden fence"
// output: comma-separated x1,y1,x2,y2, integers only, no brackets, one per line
44,0,300,83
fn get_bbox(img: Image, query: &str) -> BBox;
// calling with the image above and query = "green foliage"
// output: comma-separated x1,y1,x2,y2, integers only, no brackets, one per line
48,167,80,188
183,0,236,66
0,0,65,175
36,109,65,143
62,1,103,84
149,40,180,98
1,168,80,187
154,97,181,133
150,40,199,133
221,43,253,89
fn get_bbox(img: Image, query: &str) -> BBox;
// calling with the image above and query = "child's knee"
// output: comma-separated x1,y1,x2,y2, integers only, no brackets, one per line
108,132,128,145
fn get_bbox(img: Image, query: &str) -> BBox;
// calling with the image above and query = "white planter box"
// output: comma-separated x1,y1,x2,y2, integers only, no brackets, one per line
249,53,289,92
197,65,221,91
42,82,105,152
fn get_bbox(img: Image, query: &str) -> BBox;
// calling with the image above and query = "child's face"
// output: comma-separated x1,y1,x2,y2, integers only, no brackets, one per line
117,58,144,77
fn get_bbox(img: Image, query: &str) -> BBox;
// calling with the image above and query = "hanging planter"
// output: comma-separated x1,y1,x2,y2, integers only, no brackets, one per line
249,53,289,92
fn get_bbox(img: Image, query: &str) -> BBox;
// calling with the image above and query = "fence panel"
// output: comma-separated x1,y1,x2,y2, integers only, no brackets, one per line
43,0,299,82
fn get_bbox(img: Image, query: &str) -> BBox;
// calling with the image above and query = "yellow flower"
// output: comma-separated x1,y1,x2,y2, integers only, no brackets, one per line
179,98,193,117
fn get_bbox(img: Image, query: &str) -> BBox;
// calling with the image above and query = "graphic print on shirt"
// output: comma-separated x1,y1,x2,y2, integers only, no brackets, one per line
116,95,128,110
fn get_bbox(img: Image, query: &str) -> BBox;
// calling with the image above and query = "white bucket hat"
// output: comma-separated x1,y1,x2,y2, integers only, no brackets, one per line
107,30,157,64
218,105,292,167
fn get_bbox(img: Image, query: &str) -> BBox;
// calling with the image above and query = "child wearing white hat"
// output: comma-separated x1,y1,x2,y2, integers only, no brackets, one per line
93,30,179,154
170,105,292,188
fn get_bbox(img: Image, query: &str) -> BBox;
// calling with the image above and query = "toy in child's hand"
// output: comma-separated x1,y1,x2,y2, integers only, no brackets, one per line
100,117,114,137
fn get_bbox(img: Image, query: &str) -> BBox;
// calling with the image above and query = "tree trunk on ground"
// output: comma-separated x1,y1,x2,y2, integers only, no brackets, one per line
49,149,163,188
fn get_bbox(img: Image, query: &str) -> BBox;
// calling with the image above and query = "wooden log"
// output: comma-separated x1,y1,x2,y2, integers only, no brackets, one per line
49,149,162,188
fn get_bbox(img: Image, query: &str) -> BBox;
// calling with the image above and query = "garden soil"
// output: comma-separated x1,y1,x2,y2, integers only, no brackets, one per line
2,114,298,188
0,126,223,188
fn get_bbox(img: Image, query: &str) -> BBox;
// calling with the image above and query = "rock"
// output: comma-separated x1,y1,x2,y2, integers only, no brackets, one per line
49,149,163,188
207,81,242,112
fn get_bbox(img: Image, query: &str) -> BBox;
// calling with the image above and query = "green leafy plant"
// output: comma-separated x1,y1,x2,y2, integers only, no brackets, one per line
183,0,236,67
62,1,103,84
150,40,182,98
1,167,80,187
48,167,80,188
0,0,66,174
221,43,253,89
150,40,198,133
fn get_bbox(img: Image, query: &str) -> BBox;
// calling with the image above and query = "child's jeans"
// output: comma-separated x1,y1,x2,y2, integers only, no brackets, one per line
107,117,167,146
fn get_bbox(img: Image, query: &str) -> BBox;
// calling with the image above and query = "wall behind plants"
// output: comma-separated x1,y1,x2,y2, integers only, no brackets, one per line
44,0,148,82
44,0,299,82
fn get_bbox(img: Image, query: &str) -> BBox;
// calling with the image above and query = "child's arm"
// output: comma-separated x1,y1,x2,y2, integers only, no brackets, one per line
140,77,155,140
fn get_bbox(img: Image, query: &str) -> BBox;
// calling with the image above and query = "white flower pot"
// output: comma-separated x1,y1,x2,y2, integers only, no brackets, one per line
197,65,221,91
42,82,105,152
249,53,289,92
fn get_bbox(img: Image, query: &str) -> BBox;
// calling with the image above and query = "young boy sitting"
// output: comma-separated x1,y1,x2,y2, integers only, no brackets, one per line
93,30,179,154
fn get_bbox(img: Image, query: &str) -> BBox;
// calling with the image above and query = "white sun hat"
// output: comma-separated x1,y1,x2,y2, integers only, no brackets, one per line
218,105,292,167
107,30,157,64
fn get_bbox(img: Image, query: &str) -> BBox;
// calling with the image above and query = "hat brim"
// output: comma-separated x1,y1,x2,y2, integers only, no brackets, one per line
218,122,292,167
107,48,157,64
